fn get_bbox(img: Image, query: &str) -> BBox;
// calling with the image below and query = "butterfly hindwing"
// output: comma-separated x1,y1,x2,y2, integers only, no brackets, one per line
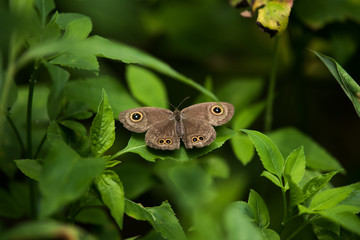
145,120,180,150
181,118,216,149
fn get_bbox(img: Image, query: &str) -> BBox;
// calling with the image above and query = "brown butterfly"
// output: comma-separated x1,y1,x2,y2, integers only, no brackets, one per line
119,102,234,150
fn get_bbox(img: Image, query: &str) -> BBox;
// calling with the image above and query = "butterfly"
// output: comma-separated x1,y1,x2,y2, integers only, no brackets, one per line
119,102,234,150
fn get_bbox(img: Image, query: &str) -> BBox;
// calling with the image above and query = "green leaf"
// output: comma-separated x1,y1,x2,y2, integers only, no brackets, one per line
302,170,342,200
50,51,99,72
261,171,282,188
86,35,218,101
284,146,306,186
261,228,280,240
64,76,140,118
62,16,92,40
39,141,106,218
14,159,42,181
269,127,342,171
309,186,354,211
248,189,270,229
114,126,235,162
95,170,125,229
126,65,168,108
312,217,340,240
319,206,360,236
231,101,265,165
34,0,55,26
125,199,186,240
243,129,284,180
224,202,263,240
2,220,96,240
44,62,69,120
313,50,360,118
256,0,293,37
288,178,305,206
90,89,115,156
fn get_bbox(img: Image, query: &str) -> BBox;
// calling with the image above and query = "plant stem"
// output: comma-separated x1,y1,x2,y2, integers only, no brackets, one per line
6,113,26,156
26,63,39,158
264,37,280,132
286,221,308,240
34,133,47,159
281,188,288,226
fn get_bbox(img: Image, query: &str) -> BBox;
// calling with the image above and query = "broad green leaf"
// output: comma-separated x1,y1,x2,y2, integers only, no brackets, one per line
340,189,360,210
90,90,115,156
125,199,186,240
2,220,96,240
288,178,305,206
302,170,342,200
230,201,255,220
63,16,92,40
269,127,342,171
44,62,69,120
309,186,354,211
64,76,140,118
14,159,42,181
95,170,125,229
113,127,235,162
55,13,89,29
261,171,282,188
248,189,270,229
284,146,306,185
59,120,87,136
231,101,265,165
50,51,99,72
126,65,168,108
298,204,313,215
39,141,106,218
256,1,293,37
311,217,340,240
243,129,284,179
261,228,280,240
86,35,218,101
34,0,55,26
313,50,360,118
224,202,263,240
319,206,360,236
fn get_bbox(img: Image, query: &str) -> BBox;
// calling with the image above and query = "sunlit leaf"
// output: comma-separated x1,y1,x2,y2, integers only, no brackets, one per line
14,159,42,181
248,189,270,229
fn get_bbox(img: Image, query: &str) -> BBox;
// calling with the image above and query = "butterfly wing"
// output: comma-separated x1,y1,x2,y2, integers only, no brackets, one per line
145,120,181,150
181,118,216,149
119,107,173,133
181,102,234,126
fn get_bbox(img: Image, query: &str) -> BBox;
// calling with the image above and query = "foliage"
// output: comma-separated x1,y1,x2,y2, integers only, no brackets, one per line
0,0,360,239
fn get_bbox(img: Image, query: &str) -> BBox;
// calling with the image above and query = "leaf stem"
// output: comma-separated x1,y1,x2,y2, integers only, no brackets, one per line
286,221,308,240
26,62,40,158
281,188,288,225
34,133,47,159
110,144,147,160
264,37,280,132
6,112,26,156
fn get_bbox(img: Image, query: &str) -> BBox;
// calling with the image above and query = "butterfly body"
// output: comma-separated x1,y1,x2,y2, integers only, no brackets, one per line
119,102,234,150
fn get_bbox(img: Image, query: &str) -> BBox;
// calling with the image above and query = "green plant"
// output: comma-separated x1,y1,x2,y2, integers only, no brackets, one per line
1,0,360,240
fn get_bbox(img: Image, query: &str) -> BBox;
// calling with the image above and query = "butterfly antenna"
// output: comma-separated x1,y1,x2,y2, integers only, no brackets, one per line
162,99,176,110
176,96,190,110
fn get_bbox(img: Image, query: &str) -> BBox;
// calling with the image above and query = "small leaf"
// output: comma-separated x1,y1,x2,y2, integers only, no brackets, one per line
248,189,270,228
242,129,284,179
261,171,282,188
224,202,263,240
284,146,306,185
126,65,168,108
125,199,186,240
261,228,280,240
34,0,55,26
231,101,265,165
256,0,293,37
39,141,106,218
14,159,42,181
288,178,305,206
90,89,115,157
309,186,354,211
302,170,342,200
95,170,125,229
313,50,360,118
